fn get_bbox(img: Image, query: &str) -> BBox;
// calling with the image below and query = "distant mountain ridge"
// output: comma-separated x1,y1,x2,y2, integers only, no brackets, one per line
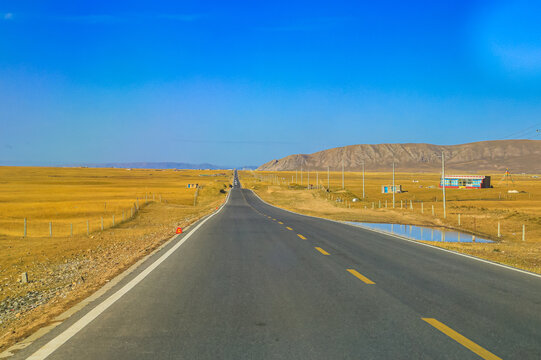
77,162,257,170
257,140,541,173
0,161,258,170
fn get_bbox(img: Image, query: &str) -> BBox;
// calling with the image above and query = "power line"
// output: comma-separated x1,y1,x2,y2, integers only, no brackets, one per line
499,122,541,140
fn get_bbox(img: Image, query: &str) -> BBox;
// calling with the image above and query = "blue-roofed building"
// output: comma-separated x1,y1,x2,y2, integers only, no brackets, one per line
440,175,491,189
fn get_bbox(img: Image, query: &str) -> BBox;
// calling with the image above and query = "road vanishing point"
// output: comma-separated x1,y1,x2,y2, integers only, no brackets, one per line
12,172,541,359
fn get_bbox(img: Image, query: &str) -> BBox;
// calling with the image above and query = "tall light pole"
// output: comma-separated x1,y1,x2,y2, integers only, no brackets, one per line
392,161,395,208
342,159,345,190
327,166,330,190
442,151,447,219
362,161,365,199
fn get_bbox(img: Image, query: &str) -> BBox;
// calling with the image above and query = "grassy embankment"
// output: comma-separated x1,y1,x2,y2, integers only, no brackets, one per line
0,166,232,350
239,170,541,274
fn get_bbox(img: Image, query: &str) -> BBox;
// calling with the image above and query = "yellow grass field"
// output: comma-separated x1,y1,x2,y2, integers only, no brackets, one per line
0,166,232,350
239,170,541,274
0,167,231,238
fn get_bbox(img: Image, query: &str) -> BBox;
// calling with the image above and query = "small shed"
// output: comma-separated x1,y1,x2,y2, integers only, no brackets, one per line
381,185,402,194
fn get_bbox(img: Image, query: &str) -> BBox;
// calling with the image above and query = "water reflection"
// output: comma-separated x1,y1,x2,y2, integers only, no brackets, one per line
347,222,493,243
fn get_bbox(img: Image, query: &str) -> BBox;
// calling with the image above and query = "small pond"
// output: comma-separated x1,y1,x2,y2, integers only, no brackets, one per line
347,222,494,243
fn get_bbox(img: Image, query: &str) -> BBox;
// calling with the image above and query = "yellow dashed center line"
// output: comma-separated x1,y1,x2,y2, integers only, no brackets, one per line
347,269,375,284
422,318,502,360
297,234,307,240
286,227,293,231
278,221,283,224
315,247,330,255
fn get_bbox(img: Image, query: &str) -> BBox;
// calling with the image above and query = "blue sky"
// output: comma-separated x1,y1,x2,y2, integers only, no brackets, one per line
1,1,541,166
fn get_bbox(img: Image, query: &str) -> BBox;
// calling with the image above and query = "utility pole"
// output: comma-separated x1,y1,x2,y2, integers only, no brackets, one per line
362,161,365,199
392,161,395,208
342,159,345,190
442,151,447,219
316,171,319,189
327,166,330,190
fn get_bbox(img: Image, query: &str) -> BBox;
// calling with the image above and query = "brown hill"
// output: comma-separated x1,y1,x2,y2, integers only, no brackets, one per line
257,140,541,173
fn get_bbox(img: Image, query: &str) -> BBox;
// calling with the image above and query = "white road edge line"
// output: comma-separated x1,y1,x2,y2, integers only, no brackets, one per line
26,190,232,360
249,190,541,280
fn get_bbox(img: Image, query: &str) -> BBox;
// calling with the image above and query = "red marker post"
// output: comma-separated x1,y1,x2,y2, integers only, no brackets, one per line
176,227,183,234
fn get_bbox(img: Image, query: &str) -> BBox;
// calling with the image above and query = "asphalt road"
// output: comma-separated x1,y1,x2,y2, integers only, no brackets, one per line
13,173,541,359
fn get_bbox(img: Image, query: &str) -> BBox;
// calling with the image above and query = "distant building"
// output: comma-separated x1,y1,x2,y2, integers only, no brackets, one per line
381,185,402,193
440,175,491,189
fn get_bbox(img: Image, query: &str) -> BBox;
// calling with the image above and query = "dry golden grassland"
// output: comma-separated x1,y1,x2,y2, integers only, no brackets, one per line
0,167,227,238
239,170,541,274
0,166,231,350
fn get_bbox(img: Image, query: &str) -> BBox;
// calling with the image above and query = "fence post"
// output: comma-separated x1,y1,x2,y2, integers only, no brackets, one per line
497,221,501,238
410,200,413,210
522,224,525,241
458,214,461,226
24,218,27,238
421,202,424,214
372,202,375,209
136,198,139,210
385,200,388,208
49,222,52,238
432,205,435,216
379,200,381,208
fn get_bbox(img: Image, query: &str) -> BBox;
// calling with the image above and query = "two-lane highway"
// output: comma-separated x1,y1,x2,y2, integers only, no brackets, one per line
13,175,541,359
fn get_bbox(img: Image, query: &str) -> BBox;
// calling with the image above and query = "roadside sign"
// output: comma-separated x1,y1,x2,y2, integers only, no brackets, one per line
176,227,183,234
